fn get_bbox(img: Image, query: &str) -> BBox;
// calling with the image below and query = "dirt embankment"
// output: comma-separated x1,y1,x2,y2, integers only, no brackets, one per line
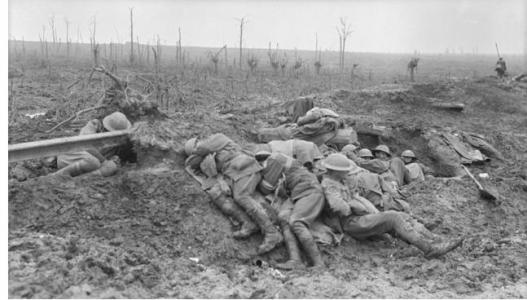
8,77,527,298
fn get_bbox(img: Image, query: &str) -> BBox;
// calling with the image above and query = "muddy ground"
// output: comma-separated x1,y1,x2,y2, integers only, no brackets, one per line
8,60,527,298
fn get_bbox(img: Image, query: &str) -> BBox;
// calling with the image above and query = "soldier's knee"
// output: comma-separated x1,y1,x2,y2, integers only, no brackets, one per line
219,199,236,215
278,210,291,225
382,211,405,227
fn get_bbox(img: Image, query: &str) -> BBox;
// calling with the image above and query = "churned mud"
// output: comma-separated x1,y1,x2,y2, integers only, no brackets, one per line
8,69,527,298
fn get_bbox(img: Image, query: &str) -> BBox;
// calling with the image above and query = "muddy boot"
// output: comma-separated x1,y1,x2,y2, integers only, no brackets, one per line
232,213,259,239
247,201,283,255
275,225,304,270
257,225,283,255
393,213,463,258
293,222,324,268
424,237,464,259
210,195,258,239
233,194,283,254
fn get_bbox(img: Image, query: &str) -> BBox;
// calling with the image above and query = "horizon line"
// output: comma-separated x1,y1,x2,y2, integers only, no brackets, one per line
7,39,525,56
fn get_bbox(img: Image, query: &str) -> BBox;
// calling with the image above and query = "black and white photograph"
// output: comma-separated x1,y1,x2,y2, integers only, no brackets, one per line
6,0,527,298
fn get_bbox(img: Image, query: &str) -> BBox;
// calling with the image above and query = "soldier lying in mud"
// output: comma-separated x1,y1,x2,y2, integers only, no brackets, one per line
184,133,283,255
54,111,132,177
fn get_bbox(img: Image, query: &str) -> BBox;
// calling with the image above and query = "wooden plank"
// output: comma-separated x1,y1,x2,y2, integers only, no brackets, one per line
8,130,130,163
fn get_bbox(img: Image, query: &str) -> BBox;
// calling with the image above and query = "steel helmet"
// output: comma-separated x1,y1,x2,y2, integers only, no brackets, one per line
373,144,391,156
322,153,355,172
401,150,416,159
102,112,132,132
184,138,198,156
255,150,272,160
358,148,374,158
342,144,358,153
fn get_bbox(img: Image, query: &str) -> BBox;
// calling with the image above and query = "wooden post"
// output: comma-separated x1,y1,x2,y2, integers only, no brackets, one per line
130,8,134,65
239,17,245,70
64,18,70,57
178,27,182,65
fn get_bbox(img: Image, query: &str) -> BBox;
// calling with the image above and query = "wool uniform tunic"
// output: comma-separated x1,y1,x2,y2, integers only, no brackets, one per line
261,153,324,226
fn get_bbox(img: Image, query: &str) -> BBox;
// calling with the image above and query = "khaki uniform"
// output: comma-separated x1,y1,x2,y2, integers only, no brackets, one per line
187,134,264,215
261,153,325,224
405,162,425,183
260,152,325,266
187,133,281,254
57,151,101,176
349,170,392,208
320,175,462,258
56,121,104,177
389,157,408,187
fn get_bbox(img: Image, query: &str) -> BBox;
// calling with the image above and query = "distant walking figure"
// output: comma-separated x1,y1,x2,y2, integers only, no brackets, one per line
407,58,419,82
495,57,507,79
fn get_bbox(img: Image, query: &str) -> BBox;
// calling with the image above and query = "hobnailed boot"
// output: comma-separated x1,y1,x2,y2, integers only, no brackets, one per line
210,195,258,239
275,225,304,270
394,214,463,259
249,203,283,255
234,195,283,254
232,214,259,239
424,237,464,259
257,225,283,255
293,222,324,268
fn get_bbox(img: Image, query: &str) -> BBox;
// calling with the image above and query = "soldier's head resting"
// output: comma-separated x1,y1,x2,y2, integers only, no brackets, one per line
184,137,198,156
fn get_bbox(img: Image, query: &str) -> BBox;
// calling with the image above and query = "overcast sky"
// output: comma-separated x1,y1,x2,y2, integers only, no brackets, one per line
8,0,526,54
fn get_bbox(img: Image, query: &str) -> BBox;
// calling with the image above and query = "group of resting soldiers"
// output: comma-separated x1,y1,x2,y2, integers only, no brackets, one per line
183,133,464,270
54,110,464,270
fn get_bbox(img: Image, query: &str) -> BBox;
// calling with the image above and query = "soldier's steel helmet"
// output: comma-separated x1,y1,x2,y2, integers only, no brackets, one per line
358,148,374,158
373,144,391,156
401,150,416,159
342,144,359,153
102,112,132,132
322,153,355,172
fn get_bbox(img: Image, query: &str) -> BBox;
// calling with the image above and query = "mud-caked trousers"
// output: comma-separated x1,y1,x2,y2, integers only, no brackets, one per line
289,191,326,267
231,173,282,254
342,211,438,251
204,179,258,238
56,154,101,177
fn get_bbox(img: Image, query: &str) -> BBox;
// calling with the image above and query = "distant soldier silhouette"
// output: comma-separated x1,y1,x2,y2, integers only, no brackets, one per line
495,57,507,78
407,58,420,82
